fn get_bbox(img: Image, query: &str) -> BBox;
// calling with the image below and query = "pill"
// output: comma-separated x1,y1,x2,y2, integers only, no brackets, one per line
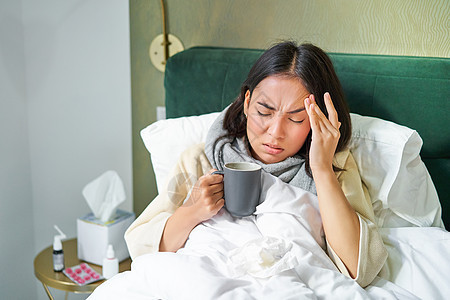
66,268,73,274
75,268,82,274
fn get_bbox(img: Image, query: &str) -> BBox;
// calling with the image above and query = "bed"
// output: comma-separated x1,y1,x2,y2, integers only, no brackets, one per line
90,47,450,299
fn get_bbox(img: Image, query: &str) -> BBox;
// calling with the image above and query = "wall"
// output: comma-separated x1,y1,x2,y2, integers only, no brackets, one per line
130,0,449,215
0,0,35,298
0,0,132,299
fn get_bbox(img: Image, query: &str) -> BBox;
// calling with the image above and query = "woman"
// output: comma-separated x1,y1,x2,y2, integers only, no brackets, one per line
125,41,387,288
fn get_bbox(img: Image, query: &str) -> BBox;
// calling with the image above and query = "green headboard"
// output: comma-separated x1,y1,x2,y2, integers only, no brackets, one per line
164,46,450,229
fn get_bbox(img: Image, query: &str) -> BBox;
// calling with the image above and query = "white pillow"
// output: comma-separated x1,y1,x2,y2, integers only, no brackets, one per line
349,114,442,228
141,112,443,228
140,112,220,193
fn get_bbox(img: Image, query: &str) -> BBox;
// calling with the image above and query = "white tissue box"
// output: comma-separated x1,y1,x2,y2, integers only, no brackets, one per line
77,209,135,265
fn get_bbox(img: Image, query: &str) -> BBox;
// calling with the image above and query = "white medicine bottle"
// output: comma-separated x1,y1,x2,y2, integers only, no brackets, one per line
102,244,119,279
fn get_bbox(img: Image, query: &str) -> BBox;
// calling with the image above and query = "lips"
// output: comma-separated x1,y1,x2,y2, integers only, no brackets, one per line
263,143,284,155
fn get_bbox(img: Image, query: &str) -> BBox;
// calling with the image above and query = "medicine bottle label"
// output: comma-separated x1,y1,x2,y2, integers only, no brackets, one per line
53,253,64,271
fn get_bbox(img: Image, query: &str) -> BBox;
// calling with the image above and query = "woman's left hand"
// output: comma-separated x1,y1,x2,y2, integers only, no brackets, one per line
304,92,341,174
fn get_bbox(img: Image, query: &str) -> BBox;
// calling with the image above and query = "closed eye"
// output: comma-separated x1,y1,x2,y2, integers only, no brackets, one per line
257,110,271,117
289,118,304,124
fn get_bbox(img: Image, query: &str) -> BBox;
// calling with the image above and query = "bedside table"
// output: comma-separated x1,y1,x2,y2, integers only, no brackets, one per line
34,238,131,299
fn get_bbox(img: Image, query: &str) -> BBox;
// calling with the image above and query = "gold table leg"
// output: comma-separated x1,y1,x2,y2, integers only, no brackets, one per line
42,283,70,300
42,283,54,300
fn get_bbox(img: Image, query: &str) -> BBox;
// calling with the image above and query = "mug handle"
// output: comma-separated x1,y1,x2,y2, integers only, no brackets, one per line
210,170,224,175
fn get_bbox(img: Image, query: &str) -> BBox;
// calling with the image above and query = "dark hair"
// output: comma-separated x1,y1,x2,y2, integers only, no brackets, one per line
223,41,351,175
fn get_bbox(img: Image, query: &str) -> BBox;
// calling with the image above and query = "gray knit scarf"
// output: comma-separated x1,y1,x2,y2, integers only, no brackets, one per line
205,107,317,195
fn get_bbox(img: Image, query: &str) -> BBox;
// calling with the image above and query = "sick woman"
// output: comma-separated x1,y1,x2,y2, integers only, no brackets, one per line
124,41,387,288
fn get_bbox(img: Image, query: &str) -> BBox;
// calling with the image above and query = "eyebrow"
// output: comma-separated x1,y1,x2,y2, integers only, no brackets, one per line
256,101,305,114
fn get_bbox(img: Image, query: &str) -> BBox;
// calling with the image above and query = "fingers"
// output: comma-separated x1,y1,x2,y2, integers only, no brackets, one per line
206,169,225,210
214,198,225,211
206,168,224,193
305,93,340,133
183,170,225,222
306,94,328,134
193,171,224,203
305,95,320,133
324,92,340,129
206,169,224,184
313,103,338,134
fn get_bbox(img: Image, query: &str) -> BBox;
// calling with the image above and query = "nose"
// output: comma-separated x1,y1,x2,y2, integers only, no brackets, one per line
267,115,285,139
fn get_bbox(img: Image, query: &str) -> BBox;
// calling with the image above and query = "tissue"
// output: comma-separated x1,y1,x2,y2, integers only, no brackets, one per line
82,170,126,222
227,236,298,278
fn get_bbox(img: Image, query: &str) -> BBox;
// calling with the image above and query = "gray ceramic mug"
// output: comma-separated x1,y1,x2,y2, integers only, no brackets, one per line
212,162,262,217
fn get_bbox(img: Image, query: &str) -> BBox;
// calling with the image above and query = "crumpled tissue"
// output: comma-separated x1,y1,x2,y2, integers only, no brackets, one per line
82,170,126,222
227,236,299,278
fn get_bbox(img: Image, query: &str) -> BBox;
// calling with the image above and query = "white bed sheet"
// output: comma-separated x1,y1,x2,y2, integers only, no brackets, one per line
89,173,449,300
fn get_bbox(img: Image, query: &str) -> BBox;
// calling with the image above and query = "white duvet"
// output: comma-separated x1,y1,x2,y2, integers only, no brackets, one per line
90,173,450,300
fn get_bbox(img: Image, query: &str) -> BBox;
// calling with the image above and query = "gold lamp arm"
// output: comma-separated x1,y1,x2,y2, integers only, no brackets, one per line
160,0,169,64
149,0,184,72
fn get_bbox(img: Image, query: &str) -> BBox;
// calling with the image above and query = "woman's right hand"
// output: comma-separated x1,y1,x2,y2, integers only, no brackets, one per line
182,169,224,223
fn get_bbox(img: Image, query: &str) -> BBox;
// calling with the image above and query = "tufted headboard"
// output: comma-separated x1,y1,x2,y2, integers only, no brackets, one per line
164,46,450,229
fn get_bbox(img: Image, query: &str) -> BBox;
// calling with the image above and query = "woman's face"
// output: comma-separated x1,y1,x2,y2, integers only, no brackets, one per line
243,76,311,164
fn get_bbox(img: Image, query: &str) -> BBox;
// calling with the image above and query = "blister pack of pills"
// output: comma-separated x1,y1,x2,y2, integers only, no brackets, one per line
63,263,103,285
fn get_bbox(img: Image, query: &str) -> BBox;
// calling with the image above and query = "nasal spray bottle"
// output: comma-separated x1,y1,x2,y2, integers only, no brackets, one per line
53,225,66,272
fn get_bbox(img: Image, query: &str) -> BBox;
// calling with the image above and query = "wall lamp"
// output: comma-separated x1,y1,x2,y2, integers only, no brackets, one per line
149,0,184,72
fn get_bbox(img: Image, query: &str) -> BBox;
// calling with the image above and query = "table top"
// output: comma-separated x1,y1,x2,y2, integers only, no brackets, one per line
34,238,131,293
